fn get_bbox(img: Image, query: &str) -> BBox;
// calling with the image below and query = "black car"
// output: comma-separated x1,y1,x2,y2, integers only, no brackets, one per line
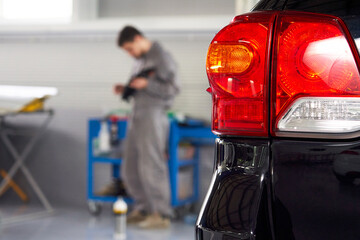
196,0,360,239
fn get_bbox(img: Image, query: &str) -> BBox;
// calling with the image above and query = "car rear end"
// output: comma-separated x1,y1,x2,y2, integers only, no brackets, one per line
196,0,360,239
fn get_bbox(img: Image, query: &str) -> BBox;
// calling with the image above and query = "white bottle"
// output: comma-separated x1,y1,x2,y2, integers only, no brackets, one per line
113,197,128,240
99,121,111,153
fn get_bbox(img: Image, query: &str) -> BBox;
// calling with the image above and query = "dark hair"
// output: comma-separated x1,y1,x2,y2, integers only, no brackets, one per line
117,26,143,47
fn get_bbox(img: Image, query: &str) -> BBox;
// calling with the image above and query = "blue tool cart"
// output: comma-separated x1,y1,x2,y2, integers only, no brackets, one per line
87,117,215,215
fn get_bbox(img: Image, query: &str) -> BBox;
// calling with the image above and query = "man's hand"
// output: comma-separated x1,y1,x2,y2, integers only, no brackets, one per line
113,84,125,94
130,77,148,89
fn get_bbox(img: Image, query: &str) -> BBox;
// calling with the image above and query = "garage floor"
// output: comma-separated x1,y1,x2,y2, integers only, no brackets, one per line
0,205,195,240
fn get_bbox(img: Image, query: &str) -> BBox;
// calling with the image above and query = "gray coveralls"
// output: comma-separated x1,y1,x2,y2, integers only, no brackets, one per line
121,42,180,217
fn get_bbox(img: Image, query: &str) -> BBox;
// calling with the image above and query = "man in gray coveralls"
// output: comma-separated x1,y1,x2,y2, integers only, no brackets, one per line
113,26,180,229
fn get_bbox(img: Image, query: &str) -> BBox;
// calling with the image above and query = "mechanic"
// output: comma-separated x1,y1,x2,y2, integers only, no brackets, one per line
113,26,180,229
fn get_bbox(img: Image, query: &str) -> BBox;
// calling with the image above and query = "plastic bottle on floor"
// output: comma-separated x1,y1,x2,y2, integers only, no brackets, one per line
113,197,127,240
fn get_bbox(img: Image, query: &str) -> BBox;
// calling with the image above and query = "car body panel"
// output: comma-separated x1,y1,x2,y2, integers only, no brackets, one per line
197,139,360,239
197,138,271,240
272,140,360,239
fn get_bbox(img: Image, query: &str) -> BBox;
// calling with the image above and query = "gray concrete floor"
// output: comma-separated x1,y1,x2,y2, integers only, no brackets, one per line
0,205,195,240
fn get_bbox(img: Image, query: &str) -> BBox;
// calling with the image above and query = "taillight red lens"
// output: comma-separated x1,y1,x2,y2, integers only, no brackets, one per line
208,11,360,138
207,12,275,136
272,12,360,137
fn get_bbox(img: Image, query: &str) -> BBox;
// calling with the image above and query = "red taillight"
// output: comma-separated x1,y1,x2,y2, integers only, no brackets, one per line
272,12,360,137
207,11,360,138
206,12,275,136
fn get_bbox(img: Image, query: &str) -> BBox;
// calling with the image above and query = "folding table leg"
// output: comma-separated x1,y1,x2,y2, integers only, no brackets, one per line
0,113,54,213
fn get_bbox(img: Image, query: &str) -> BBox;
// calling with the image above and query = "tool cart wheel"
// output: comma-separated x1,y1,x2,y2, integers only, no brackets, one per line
88,201,102,216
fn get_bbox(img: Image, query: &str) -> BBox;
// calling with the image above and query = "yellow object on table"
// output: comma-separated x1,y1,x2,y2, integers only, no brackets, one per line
20,97,47,113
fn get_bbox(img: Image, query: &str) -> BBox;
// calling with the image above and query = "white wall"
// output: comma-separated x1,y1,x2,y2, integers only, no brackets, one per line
0,31,215,119
98,0,235,17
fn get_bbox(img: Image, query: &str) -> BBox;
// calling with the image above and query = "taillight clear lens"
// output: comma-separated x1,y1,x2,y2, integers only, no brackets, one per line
272,12,360,137
207,12,275,136
278,97,360,133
